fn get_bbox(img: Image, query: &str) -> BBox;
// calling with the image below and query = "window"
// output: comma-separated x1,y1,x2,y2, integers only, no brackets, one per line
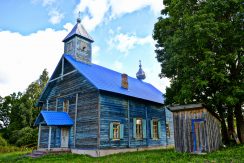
135,119,143,139
113,123,120,139
66,41,73,52
153,120,159,139
150,120,161,139
133,118,146,139
166,122,170,138
110,122,124,140
63,100,69,112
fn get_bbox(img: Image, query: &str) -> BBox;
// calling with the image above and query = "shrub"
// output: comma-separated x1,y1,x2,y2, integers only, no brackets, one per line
9,127,38,147
0,135,7,146
0,146,32,153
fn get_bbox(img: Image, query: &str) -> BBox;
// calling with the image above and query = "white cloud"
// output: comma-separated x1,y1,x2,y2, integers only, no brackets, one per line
32,0,64,25
48,9,64,24
63,23,74,32
109,0,162,18
0,28,68,97
108,33,154,54
113,61,123,71
144,63,170,94
42,0,56,7
75,0,109,32
92,45,100,64
75,0,164,32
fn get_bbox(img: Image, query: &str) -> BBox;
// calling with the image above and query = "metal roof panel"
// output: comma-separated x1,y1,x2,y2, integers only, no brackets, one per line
34,111,74,126
64,55,164,104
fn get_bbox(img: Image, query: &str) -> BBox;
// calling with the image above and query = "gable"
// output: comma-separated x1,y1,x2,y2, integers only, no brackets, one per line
37,55,97,106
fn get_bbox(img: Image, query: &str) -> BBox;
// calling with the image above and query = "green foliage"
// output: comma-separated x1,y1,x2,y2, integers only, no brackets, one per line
153,0,244,143
0,144,243,163
0,69,49,146
9,127,38,147
0,146,31,153
0,135,7,146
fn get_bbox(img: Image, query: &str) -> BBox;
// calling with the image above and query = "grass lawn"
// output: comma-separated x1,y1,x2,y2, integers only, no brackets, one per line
0,145,243,163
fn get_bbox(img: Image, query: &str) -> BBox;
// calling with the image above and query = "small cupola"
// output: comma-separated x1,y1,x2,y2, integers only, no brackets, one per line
136,60,146,80
63,15,94,64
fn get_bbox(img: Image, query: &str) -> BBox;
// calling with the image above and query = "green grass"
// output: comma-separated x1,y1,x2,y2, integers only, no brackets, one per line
0,145,243,163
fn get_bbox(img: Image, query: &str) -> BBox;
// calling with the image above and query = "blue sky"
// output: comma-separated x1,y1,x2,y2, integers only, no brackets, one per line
0,0,169,97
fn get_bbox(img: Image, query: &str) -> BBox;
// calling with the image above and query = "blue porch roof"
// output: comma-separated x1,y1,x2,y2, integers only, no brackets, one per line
34,111,74,126
64,54,164,104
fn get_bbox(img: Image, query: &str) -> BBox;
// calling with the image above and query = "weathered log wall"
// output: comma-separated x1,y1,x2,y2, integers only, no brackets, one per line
39,59,99,149
172,108,221,153
99,91,174,149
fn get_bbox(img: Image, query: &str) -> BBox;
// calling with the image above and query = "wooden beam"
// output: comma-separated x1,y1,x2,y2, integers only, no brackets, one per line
145,106,148,146
46,100,49,111
37,124,41,149
56,98,58,111
127,99,130,148
74,93,78,148
61,57,64,80
48,126,52,150
97,94,100,149
48,70,77,83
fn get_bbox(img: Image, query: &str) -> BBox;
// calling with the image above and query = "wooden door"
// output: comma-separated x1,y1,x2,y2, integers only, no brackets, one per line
192,119,207,153
61,127,69,148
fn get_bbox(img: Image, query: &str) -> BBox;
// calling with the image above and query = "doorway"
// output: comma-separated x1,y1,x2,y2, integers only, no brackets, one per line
61,127,69,148
191,119,207,153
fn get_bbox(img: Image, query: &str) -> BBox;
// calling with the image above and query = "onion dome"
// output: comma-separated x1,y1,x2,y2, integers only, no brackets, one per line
136,60,146,80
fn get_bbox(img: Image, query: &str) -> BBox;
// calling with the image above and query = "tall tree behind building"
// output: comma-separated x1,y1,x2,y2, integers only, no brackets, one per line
153,0,243,144
0,69,49,146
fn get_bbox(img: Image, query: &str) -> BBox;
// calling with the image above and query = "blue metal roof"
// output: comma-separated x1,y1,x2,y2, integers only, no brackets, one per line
34,111,74,126
64,55,164,104
63,22,94,42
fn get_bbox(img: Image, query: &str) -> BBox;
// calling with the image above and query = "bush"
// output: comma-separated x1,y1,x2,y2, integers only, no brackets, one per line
0,146,32,153
0,135,7,146
9,127,38,147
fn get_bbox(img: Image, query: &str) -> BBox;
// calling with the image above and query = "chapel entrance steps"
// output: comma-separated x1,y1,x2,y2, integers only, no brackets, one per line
25,150,48,158
26,148,71,158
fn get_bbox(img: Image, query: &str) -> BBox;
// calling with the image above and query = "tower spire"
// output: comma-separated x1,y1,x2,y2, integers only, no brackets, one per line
77,11,81,23
136,60,146,80
63,15,94,63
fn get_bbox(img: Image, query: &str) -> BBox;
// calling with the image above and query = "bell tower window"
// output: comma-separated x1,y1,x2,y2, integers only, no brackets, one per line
66,41,73,52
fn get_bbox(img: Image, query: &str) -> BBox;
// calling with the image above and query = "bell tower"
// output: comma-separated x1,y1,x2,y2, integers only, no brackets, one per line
63,17,94,63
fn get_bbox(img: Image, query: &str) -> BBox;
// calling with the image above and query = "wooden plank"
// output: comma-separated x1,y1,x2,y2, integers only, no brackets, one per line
46,100,49,111
97,94,101,149
48,126,52,150
49,70,77,83
74,93,78,148
127,99,130,147
37,124,41,148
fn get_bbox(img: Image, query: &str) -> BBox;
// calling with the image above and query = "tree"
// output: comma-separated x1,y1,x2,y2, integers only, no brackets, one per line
0,69,49,146
0,96,10,128
153,0,243,143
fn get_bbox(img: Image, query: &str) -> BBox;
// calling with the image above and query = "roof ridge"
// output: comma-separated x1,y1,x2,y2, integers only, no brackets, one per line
63,55,164,104
65,54,154,86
